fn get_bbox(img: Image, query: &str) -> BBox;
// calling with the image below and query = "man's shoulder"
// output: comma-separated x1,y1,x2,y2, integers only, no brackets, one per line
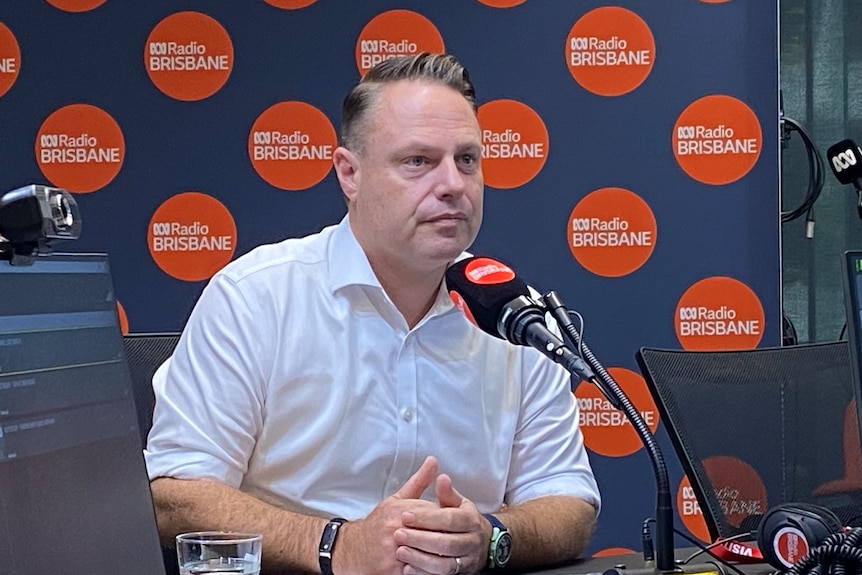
217,223,337,284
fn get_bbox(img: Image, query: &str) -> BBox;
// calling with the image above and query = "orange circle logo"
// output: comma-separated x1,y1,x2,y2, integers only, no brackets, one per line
35,104,125,193
565,6,655,97
355,10,445,76
147,192,237,282
0,22,20,99
45,0,107,12
675,276,765,350
592,547,637,558
673,95,762,185
478,99,549,189
145,11,234,102
706,456,768,528
567,187,657,277
248,101,337,191
117,300,130,335
678,457,768,542
677,474,711,542
476,0,527,6
576,367,659,458
263,0,318,8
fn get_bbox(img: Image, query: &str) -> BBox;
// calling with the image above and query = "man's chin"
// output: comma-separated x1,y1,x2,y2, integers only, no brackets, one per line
424,241,471,266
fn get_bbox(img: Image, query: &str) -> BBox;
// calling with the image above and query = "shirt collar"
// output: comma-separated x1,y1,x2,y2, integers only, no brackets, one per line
326,215,463,318
327,215,382,293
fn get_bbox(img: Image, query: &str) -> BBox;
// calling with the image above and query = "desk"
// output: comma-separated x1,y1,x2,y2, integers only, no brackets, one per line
515,549,774,575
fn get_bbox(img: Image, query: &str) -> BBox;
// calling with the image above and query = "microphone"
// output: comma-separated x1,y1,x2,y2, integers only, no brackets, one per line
826,139,862,218
446,256,721,575
444,256,596,383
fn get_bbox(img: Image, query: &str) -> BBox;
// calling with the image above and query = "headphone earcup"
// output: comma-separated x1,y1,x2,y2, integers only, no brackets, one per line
756,503,843,569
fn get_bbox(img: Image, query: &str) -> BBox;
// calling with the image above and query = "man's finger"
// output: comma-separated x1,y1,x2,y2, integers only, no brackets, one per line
394,455,438,500
435,473,464,509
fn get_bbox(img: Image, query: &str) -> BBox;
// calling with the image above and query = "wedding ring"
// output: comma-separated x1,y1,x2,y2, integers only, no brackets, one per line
452,556,462,575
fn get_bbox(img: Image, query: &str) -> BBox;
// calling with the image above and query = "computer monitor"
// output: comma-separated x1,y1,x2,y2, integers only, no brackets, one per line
842,250,862,471
0,252,166,575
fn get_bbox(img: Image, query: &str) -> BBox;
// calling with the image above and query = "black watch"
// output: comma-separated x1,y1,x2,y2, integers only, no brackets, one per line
484,513,512,569
318,517,347,575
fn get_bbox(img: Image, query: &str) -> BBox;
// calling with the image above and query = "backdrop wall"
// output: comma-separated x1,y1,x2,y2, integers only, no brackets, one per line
0,0,781,555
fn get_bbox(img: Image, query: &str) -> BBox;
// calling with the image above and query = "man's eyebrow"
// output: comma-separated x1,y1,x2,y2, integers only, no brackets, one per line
458,143,483,154
389,140,482,157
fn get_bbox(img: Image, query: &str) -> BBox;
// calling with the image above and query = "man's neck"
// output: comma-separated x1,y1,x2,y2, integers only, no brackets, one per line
367,257,446,330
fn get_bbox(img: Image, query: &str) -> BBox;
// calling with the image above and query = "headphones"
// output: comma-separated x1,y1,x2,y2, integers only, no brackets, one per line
755,503,844,570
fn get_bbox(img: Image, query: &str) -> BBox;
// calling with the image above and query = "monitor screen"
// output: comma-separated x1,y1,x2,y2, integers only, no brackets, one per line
842,250,862,480
0,253,165,575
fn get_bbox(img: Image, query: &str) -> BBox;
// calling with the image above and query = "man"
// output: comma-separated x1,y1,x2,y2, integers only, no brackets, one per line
145,53,600,575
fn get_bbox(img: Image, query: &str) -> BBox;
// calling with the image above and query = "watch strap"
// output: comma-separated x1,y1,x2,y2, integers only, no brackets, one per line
483,513,511,569
318,517,347,575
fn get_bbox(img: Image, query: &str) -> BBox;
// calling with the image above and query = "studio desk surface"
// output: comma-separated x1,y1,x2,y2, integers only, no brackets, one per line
257,551,774,575
510,549,775,575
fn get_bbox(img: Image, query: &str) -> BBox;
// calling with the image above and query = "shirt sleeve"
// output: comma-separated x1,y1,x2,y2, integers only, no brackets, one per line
506,347,602,513
144,271,273,487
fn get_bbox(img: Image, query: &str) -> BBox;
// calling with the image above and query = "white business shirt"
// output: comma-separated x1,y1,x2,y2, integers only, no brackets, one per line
144,216,600,519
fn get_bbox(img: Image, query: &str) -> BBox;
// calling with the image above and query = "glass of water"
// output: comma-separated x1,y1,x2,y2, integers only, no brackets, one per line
176,531,262,574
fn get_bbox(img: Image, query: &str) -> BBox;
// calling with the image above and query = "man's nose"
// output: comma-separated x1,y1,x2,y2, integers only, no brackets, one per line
434,156,467,199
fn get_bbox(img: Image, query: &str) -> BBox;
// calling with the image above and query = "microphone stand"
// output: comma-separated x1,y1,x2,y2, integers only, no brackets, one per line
542,292,722,575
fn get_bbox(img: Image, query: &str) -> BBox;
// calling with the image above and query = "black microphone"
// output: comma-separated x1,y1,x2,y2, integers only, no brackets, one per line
826,139,862,218
446,256,722,575
445,256,596,383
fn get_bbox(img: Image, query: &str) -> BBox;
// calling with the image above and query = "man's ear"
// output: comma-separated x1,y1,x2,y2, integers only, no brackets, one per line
333,146,360,203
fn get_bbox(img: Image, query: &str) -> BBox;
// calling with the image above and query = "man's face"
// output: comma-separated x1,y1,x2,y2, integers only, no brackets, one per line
335,80,484,276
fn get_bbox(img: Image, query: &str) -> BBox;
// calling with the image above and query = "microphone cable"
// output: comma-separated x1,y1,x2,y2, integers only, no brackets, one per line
780,115,825,235
779,527,862,575
636,517,752,575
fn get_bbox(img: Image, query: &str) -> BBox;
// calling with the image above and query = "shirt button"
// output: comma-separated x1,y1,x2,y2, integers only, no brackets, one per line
402,409,413,421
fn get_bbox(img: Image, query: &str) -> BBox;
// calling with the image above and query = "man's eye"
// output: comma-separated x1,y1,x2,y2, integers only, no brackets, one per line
408,156,425,166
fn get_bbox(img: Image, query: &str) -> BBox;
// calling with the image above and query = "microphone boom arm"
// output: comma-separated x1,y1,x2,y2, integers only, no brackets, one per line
542,291,676,573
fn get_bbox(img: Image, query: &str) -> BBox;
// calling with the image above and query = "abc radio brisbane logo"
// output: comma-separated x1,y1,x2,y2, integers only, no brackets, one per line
35,104,125,193
45,0,106,11
148,192,237,282
567,187,657,277
672,95,762,185
263,0,318,8
355,10,444,75
145,11,234,101
248,101,337,191
565,6,655,97
478,100,549,189
576,367,659,458
0,22,20,99
465,258,515,284
675,277,765,350
677,456,767,543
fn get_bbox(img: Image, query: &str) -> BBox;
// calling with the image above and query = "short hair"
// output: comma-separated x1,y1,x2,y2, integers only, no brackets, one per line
340,53,477,151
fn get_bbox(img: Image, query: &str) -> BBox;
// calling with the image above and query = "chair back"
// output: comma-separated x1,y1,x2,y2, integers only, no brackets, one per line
636,341,862,540
123,333,181,447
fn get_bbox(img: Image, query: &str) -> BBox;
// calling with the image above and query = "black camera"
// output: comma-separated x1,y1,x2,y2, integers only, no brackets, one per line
0,184,82,265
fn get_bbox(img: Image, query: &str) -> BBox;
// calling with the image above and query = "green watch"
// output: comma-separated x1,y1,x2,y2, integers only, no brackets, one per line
483,513,512,569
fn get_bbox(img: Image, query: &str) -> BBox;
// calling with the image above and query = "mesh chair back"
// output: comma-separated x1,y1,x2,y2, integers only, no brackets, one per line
123,333,181,448
636,341,862,541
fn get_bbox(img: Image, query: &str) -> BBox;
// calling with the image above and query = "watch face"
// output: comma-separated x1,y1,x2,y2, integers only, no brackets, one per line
495,532,513,565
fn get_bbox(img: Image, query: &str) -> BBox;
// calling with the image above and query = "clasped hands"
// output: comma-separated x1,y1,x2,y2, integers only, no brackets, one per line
333,456,493,575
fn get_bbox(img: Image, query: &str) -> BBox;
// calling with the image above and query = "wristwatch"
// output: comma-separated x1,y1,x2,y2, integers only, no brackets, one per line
318,517,347,575
484,513,512,569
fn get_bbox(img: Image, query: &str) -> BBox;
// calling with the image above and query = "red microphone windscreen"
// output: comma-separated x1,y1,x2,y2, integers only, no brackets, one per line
445,256,530,338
